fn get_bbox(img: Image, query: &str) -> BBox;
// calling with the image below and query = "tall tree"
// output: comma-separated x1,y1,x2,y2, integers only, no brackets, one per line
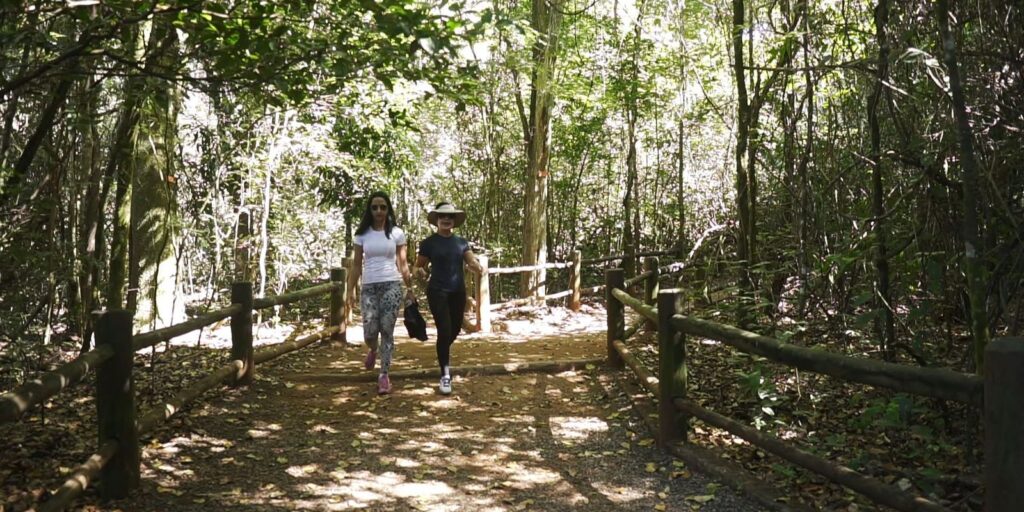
869,0,896,360
732,0,753,320
621,13,644,277
935,0,989,372
128,15,182,329
521,0,564,298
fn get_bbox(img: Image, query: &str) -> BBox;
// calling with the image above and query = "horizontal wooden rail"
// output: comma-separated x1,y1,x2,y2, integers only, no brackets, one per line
672,315,983,406
610,287,657,322
624,261,688,288
623,317,645,341
582,249,677,265
488,261,573,274
0,344,115,425
623,270,654,288
672,398,950,512
133,304,242,351
612,340,659,395
252,282,340,309
36,440,119,512
136,360,244,435
254,326,339,365
490,288,574,310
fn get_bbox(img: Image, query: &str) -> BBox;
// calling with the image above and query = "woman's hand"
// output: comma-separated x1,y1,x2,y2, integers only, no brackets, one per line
414,266,428,280
343,286,356,320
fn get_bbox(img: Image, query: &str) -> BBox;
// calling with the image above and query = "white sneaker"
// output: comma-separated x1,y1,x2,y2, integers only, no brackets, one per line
439,376,452,395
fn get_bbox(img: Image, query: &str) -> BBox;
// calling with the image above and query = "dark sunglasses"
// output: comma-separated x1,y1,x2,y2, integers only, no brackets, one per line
437,213,455,220
371,204,388,211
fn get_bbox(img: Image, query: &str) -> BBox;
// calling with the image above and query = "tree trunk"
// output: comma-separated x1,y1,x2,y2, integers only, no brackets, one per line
797,0,813,315
936,0,989,373
869,0,896,361
676,0,687,258
623,115,638,277
732,0,753,321
521,0,563,299
75,60,104,352
105,22,149,310
129,19,182,330
0,76,73,207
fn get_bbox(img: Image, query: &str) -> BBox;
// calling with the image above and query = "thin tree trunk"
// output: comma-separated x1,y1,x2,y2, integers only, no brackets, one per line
105,22,148,310
623,115,638,277
936,0,989,373
869,0,896,360
0,76,74,207
676,1,688,258
732,0,753,321
75,61,104,352
797,0,813,315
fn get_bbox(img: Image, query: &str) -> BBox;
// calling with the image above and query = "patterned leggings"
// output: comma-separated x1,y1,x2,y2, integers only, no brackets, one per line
360,281,402,373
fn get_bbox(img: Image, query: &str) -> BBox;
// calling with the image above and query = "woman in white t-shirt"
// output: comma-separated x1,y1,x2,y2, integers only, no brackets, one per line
345,191,413,394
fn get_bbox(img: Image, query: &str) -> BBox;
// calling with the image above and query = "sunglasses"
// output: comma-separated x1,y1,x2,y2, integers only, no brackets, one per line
371,204,388,211
437,213,455,220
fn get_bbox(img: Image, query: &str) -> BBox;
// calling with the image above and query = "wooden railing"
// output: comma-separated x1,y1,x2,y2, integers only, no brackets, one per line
604,265,1020,512
474,248,679,332
0,268,350,511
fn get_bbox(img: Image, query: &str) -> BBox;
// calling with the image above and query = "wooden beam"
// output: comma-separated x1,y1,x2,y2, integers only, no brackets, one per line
672,315,983,405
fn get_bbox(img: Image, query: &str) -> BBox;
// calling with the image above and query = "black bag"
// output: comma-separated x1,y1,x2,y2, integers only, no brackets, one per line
403,299,429,341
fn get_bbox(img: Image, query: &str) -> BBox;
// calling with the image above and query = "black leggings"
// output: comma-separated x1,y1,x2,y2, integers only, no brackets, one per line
427,287,466,373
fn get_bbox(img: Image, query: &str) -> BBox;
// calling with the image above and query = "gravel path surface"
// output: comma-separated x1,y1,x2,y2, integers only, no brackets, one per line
70,332,769,512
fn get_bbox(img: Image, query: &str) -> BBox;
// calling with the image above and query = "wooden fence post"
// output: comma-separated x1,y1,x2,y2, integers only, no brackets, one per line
235,209,251,280
644,256,660,329
330,267,346,344
569,250,582,311
95,309,139,498
477,254,491,333
606,268,625,368
230,282,254,385
342,251,354,325
985,337,1024,511
658,290,688,448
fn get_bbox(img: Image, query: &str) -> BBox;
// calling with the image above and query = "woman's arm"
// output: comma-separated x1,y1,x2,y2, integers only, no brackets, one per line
464,250,483,275
396,244,412,287
413,254,430,281
345,245,363,317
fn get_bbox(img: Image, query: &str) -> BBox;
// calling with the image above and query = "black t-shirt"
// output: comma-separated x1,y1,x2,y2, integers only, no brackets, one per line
418,234,470,292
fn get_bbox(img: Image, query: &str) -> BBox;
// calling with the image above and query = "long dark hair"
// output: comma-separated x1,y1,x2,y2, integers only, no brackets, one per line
354,191,397,238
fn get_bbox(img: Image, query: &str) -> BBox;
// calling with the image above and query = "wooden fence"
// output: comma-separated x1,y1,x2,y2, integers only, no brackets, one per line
474,248,679,332
0,269,350,511
604,264,1021,512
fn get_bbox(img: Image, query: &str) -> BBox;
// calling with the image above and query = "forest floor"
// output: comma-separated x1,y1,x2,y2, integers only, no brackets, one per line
1,299,982,511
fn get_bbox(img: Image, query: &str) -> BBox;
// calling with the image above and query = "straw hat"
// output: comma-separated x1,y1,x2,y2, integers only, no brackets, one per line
427,203,466,228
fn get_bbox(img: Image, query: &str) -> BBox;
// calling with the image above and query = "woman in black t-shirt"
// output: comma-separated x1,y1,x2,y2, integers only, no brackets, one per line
413,202,482,395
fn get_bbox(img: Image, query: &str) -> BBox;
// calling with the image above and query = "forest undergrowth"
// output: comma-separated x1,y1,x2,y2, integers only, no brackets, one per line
627,292,984,511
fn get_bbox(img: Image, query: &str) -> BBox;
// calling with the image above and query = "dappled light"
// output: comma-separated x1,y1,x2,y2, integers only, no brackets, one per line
10,307,753,511
3,0,1018,510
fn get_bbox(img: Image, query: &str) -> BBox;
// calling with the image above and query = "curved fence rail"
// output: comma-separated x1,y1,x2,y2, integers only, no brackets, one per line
602,267,1018,512
2,268,350,511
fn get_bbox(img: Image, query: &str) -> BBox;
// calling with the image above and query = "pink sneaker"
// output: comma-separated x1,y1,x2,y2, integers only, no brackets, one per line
377,374,392,394
364,349,376,370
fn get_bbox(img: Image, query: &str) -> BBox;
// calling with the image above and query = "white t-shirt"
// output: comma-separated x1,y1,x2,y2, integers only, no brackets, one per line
354,226,406,285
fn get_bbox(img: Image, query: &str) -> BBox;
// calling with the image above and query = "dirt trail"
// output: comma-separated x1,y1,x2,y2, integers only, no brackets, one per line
70,308,763,511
